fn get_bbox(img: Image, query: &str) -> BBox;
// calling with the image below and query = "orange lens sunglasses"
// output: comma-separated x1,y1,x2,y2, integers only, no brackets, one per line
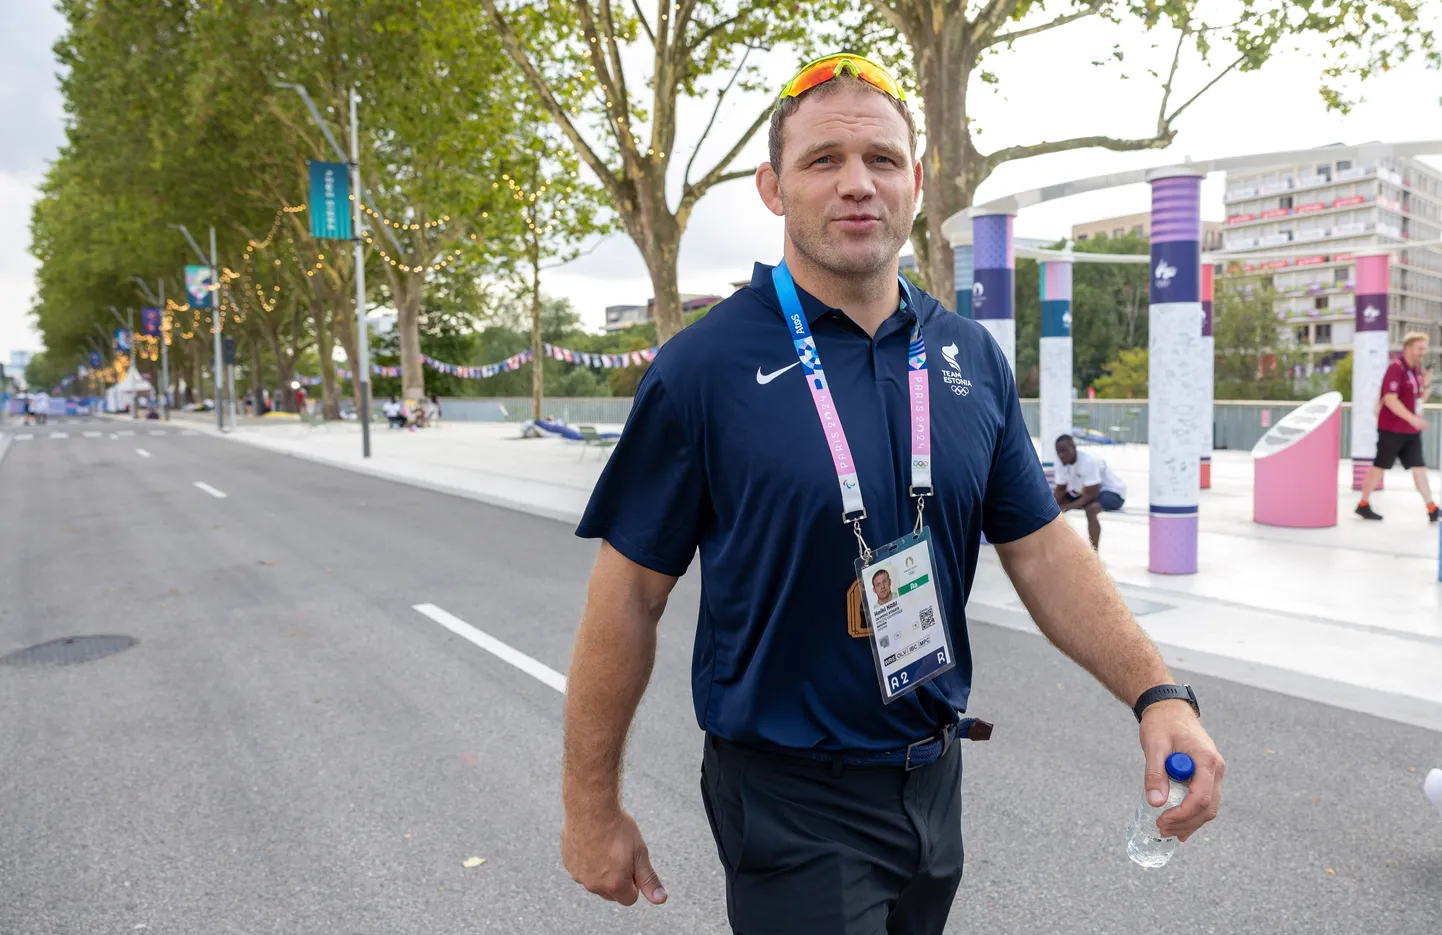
778,53,906,103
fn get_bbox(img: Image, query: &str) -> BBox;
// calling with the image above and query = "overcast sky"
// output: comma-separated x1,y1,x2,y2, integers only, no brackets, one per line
3,2,1439,360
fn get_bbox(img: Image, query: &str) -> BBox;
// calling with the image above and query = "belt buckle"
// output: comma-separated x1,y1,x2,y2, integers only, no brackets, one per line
903,730,938,771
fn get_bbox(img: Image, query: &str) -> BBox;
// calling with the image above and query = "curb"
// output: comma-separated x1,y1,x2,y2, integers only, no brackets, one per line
205,428,583,527
963,599,1442,735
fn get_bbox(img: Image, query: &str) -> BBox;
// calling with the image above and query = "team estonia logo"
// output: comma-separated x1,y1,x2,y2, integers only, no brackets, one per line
940,342,972,396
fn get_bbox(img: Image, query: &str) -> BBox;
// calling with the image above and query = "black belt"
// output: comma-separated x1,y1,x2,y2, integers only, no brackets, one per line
722,718,994,772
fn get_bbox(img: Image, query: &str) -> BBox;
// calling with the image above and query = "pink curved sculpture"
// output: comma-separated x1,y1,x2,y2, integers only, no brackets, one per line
1252,392,1343,528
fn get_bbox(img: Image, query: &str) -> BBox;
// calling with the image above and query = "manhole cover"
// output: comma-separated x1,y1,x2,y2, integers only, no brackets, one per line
0,635,138,667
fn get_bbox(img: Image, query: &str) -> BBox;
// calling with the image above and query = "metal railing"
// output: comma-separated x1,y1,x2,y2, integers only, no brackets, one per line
1019,398,1441,469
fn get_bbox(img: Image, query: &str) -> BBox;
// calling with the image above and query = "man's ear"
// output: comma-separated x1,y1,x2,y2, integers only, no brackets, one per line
757,162,784,217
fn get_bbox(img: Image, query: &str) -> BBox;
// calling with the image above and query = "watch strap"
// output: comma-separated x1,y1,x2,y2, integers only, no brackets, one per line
1132,683,1198,723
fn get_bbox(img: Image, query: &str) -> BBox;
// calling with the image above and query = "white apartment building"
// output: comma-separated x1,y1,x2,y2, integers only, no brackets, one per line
1220,150,1442,368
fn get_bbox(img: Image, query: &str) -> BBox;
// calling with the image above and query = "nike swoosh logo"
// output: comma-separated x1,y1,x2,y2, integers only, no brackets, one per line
756,362,801,385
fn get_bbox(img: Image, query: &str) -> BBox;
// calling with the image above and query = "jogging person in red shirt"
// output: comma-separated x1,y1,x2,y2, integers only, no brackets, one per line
1356,332,1435,522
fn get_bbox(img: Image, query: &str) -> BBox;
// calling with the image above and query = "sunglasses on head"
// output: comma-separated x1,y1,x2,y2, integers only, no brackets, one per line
778,53,906,103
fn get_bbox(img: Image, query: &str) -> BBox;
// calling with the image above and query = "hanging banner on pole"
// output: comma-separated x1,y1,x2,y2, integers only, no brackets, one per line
308,161,353,240
141,307,161,336
89,351,103,369
113,329,132,353
186,265,214,309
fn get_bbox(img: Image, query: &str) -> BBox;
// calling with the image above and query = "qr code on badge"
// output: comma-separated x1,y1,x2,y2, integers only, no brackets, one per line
918,607,936,630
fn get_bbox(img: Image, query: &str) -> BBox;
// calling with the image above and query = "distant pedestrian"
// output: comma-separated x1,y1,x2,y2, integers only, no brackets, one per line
1053,434,1128,551
383,396,406,429
31,391,50,425
1356,333,1435,522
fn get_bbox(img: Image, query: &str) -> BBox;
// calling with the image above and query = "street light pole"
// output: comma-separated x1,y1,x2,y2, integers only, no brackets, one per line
210,226,223,432
277,80,372,458
158,279,169,419
349,89,372,457
169,223,224,429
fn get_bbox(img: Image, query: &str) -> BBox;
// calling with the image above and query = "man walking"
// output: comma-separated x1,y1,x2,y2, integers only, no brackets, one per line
563,53,1224,934
1053,434,1128,550
1356,332,1436,522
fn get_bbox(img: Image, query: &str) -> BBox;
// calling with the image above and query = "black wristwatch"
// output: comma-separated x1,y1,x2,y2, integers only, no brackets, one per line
1132,684,1200,723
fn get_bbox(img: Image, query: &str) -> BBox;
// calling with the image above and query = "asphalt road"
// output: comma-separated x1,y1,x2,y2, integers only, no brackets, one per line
1,418,1439,934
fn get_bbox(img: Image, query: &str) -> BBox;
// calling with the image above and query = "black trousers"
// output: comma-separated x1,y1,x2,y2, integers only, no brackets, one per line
700,734,964,935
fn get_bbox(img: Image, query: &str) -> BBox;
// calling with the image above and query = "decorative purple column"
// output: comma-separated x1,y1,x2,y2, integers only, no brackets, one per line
972,212,1015,373
1350,252,1391,490
1200,264,1214,489
1146,170,1204,575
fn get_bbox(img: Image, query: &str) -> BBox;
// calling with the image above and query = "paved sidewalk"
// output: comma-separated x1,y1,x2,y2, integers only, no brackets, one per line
186,414,1442,733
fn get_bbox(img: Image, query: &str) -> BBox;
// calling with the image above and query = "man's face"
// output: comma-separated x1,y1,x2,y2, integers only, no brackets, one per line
757,85,920,278
1056,440,1077,465
1404,339,1429,368
871,571,893,603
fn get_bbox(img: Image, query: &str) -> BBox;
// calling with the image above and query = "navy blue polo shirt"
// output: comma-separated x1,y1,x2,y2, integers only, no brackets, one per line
576,262,1058,751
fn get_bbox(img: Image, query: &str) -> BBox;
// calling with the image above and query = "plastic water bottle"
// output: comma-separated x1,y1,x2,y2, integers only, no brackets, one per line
1125,752,1195,868
1425,768,1442,818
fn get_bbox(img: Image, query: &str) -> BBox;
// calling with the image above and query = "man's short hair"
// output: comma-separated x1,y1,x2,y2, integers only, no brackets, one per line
1055,434,1075,446
871,568,890,583
1403,331,1429,348
767,70,917,174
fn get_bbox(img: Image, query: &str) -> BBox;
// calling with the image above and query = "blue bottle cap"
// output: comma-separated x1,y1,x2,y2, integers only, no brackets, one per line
1165,752,1196,782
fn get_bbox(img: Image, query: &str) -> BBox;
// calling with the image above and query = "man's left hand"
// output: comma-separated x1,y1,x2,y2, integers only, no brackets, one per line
1139,700,1225,841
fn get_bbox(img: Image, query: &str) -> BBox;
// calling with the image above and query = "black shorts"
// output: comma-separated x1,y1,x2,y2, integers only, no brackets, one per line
1375,429,1426,470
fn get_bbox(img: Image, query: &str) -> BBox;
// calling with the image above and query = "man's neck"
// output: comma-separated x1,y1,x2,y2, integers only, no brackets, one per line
782,243,901,337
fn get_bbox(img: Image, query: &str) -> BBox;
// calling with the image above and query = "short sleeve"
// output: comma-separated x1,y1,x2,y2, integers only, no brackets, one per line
1076,456,1103,488
1384,363,1402,393
575,366,707,576
981,355,1061,544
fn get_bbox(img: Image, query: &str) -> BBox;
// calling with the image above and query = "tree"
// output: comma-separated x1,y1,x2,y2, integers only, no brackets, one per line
1212,273,1309,399
1092,346,1147,398
853,0,1439,303
1071,232,1151,390
1331,352,1353,401
479,0,813,345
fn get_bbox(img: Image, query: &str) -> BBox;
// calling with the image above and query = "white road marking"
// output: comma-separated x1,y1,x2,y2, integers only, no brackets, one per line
193,481,227,499
51,432,69,439
109,433,119,439
181,431,197,436
83,431,101,438
148,430,167,436
16,434,33,441
413,603,567,694
118,430,135,437
136,448,152,459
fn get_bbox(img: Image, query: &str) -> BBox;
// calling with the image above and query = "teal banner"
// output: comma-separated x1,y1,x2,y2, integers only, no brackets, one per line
309,161,352,240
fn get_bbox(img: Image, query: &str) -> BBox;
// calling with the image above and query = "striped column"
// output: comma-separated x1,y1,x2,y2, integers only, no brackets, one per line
1200,264,1215,489
1351,252,1390,490
1146,170,1204,575
954,243,975,319
972,213,1015,373
1039,258,1074,484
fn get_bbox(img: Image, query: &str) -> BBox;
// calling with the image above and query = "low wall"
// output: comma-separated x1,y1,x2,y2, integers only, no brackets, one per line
431,395,1441,469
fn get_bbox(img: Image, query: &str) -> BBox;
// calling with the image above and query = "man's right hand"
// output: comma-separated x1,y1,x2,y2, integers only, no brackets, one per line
561,807,667,907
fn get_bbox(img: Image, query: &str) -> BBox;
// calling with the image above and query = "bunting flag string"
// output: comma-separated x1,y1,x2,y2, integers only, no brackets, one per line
317,342,658,386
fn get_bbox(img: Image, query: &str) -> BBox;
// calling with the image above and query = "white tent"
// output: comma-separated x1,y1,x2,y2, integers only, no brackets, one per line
106,368,155,413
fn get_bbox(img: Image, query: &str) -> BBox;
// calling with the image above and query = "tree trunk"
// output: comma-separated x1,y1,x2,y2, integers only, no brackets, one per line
317,306,340,420
915,30,978,307
332,301,362,417
394,273,426,406
264,325,296,413
642,236,683,345
249,335,265,416
192,353,203,406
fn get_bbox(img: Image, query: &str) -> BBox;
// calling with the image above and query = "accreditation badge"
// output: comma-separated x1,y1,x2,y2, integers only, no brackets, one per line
854,527,955,703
